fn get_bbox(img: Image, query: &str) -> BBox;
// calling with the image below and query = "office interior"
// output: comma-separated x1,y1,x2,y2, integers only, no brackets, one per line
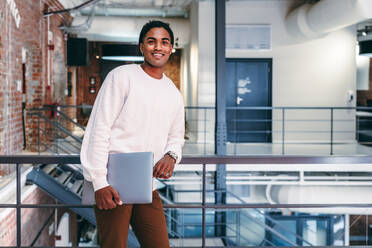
0,0,372,247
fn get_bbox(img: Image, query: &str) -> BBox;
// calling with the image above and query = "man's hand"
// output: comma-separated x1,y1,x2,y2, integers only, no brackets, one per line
153,154,176,179
95,185,122,210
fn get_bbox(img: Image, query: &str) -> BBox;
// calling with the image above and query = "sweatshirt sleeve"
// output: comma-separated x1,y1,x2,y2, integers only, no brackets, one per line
164,96,185,164
80,69,129,191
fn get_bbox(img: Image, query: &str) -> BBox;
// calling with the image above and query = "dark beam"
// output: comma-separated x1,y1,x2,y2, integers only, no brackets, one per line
215,0,227,239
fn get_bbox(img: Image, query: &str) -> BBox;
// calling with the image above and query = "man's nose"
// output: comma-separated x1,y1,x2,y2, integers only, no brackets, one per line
154,41,162,50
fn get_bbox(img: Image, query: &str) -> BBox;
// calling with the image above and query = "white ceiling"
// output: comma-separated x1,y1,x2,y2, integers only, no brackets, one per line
58,0,193,18
57,0,192,44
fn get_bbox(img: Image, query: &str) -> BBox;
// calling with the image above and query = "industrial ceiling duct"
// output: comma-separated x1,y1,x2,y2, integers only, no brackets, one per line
71,16,190,45
286,0,372,40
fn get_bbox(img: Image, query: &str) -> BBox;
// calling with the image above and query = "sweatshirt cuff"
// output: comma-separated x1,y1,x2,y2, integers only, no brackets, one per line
92,178,109,192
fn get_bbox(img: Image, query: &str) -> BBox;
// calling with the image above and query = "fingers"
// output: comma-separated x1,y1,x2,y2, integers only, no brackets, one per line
153,162,161,177
97,195,115,210
111,187,123,205
162,170,173,179
163,163,175,179
95,186,122,210
153,162,168,178
157,163,168,178
153,161,175,179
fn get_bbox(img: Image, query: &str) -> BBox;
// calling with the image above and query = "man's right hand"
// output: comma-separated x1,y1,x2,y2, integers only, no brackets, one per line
94,185,123,210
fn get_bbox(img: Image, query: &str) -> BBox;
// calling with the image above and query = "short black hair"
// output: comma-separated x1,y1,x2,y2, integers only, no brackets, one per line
138,20,174,47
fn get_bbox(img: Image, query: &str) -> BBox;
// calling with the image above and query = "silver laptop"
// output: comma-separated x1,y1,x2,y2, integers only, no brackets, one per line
82,152,153,205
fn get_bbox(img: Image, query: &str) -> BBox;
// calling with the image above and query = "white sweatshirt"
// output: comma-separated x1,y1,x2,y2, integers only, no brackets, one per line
80,64,185,191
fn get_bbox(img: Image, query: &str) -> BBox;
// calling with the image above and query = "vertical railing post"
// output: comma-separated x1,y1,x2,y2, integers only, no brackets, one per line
330,108,334,155
202,163,206,248
16,163,21,248
282,108,285,155
204,108,207,155
38,115,40,155
234,108,237,155
356,106,360,142
237,210,241,245
215,0,227,239
54,117,58,154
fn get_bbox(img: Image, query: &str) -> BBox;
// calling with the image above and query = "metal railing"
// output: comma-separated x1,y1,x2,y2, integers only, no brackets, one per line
185,106,372,156
26,105,86,155
1,155,372,247
25,105,372,156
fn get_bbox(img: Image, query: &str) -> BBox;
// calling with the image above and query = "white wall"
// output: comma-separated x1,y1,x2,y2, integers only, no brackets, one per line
196,0,216,148
197,0,215,107
356,46,370,90
218,0,357,143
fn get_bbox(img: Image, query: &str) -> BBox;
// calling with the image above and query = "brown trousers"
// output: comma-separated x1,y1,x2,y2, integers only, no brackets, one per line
94,190,170,248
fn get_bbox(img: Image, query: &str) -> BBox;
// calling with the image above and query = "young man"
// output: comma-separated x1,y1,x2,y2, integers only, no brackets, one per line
80,20,185,248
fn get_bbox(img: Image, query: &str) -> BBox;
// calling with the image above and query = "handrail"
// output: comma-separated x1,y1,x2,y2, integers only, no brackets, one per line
28,112,82,144
1,155,372,164
55,109,86,131
37,128,81,154
1,155,372,247
1,155,372,165
225,106,372,110
33,104,372,110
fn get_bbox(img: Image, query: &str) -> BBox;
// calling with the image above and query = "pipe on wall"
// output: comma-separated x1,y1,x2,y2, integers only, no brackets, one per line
267,184,372,214
286,0,372,40
70,16,190,47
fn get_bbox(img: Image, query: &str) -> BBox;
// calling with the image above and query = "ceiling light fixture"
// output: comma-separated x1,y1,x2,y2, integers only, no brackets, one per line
101,56,144,62
101,44,143,62
359,40,372,57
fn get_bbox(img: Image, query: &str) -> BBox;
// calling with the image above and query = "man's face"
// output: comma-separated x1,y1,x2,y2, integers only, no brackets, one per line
140,27,173,68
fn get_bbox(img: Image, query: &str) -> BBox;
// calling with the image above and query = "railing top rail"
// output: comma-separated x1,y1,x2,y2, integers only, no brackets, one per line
185,106,215,109
1,155,371,164
225,106,372,110
27,105,372,110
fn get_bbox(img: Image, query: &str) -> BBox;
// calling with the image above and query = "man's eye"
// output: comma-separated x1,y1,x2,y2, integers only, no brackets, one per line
163,41,170,45
147,40,154,44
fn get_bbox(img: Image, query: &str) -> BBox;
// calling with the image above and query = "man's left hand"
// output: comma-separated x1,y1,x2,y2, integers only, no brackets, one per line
153,154,176,179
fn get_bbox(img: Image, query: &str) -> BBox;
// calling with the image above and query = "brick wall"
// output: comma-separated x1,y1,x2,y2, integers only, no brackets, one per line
75,42,102,125
0,0,71,245
0,187,55,246
0,0,70,156
164,49,181,90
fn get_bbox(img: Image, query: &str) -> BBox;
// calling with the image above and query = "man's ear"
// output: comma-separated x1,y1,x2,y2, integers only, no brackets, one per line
139,43,143,55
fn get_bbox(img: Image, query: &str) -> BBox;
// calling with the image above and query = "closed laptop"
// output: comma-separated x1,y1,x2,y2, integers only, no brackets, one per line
82,152,154,205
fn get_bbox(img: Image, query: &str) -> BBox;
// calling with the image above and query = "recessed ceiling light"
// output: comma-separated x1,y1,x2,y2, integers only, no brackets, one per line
101,56,144,62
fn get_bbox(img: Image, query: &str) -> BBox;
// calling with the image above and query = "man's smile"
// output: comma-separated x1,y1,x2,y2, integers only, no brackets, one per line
152,53,164,58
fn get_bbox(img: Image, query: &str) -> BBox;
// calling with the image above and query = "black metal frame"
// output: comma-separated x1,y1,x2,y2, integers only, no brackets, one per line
1,155,372,247
185,106,372,155
25,105,372,156
215,0,228,240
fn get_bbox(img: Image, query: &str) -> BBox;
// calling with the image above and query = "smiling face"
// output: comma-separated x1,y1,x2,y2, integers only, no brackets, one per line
140,27,173,69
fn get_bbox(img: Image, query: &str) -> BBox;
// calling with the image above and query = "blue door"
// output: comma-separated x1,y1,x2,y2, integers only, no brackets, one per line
226,59,272,143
